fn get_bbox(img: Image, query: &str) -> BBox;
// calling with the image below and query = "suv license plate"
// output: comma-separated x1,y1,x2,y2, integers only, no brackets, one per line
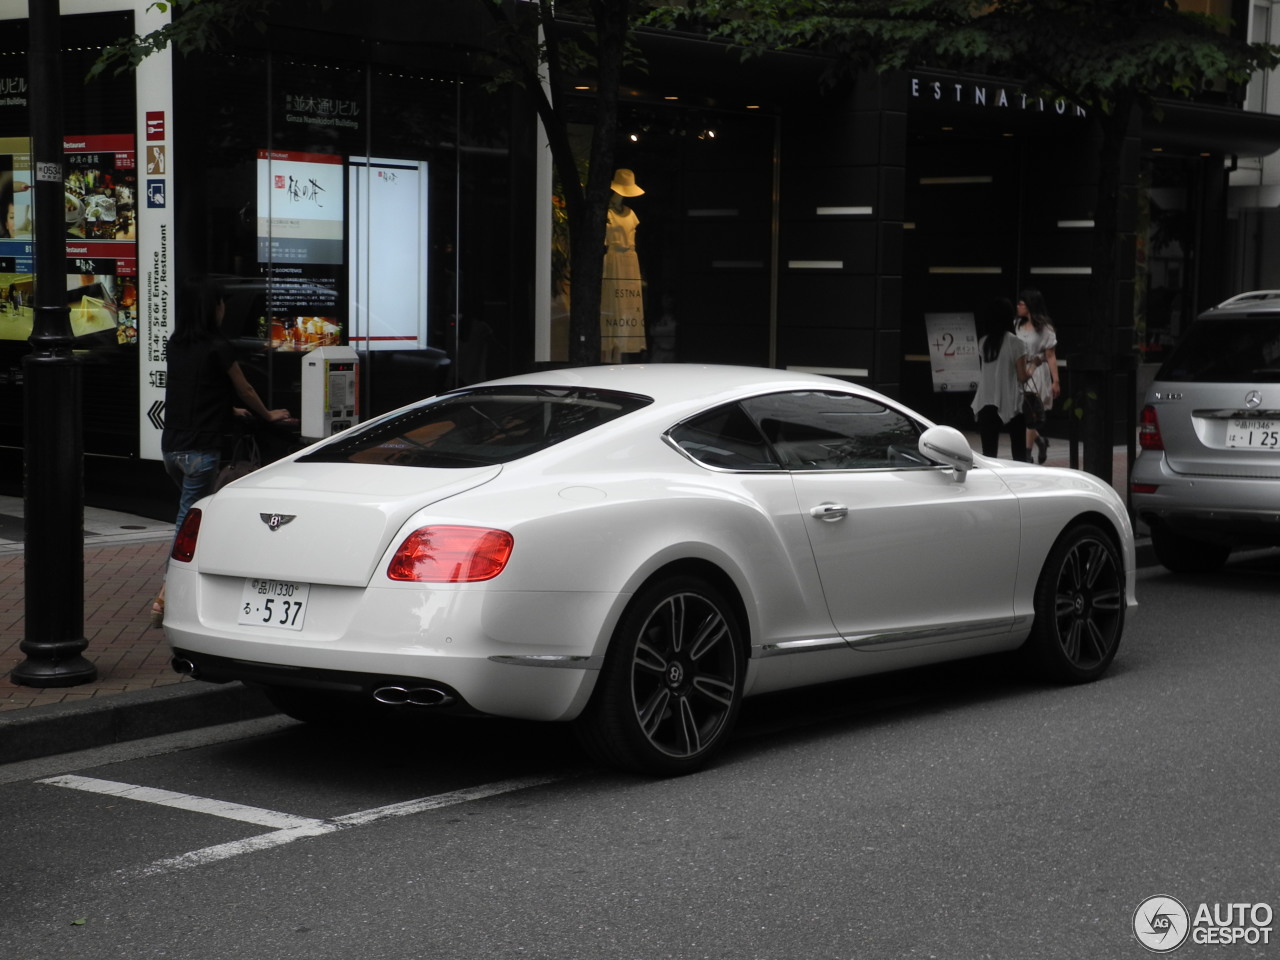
1226,420,1280,449
238,578,310,630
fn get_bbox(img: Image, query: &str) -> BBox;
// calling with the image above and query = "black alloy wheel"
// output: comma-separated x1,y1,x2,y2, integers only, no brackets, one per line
576,576,745,775
1026,524,1125,683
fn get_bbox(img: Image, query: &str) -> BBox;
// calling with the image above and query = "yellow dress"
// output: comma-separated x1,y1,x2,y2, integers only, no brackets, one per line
600,205,646,362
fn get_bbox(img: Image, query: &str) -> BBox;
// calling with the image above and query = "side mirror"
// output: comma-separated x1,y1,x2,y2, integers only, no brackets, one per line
918,425,974,482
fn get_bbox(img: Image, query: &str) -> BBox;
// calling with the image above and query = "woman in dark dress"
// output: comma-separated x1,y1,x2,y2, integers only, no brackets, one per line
151,277,291,626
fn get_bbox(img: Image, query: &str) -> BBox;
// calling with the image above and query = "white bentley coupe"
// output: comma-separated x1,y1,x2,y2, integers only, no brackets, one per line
163,364,1136,774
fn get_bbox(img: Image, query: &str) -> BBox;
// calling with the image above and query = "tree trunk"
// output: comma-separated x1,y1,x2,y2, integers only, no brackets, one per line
563,0,631,366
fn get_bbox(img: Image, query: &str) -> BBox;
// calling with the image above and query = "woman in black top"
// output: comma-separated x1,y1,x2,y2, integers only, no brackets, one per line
152,277,290,626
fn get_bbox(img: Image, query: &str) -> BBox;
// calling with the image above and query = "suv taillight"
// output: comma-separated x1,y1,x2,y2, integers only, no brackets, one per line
1138,405,1164,451
387,525,514,582
171,508,202,563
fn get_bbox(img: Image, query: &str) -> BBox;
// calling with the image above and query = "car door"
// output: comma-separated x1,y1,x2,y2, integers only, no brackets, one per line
742,391,1022,649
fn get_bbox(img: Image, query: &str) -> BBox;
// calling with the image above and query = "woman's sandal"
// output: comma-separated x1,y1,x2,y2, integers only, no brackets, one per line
149,598,165,629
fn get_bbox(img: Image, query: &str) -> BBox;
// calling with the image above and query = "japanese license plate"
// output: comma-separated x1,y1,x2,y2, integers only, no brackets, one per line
238,578,309,630
1225,419,1280,449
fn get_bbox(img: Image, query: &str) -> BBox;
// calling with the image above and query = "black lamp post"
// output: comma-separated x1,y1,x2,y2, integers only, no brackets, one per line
11,0,96,687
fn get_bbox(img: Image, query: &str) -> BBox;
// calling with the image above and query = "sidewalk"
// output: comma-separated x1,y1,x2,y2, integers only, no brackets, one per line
0,497,274,764
0,442,1140,766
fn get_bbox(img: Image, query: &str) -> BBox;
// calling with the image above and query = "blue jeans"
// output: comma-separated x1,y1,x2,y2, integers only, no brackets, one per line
163,449,220,533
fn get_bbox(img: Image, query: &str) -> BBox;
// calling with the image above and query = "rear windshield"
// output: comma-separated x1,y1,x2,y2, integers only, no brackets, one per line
297,386,652,467
1157,316,1280,383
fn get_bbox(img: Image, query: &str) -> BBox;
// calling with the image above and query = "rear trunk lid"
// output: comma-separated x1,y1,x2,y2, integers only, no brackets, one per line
192,462,502,585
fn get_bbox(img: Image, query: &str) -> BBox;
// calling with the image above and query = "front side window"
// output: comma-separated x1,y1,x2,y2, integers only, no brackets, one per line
298,386,651,467
669,391,928,471
1157,317,1280,383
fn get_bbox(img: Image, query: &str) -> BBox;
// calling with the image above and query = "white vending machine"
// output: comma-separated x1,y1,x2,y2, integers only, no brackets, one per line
301,345,360,439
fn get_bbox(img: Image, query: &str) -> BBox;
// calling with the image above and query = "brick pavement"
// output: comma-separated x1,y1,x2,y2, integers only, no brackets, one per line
0,538,191,713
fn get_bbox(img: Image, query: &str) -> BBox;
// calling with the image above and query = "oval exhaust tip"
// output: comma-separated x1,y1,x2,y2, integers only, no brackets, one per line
373,685,454,707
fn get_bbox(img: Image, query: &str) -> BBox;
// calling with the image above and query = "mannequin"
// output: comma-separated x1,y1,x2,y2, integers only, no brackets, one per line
600,168,646,362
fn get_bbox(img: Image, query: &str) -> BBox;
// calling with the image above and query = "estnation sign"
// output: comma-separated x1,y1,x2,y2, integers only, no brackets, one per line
911,75,1087,118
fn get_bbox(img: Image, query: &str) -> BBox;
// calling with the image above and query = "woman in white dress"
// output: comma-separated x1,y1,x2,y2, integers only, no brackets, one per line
1015,288,1060,463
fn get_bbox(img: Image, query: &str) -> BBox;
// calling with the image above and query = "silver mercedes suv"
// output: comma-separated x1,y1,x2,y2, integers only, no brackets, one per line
1131,291,1280,572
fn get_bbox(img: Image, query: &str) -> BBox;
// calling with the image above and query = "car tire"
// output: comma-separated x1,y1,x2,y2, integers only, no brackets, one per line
1150,526,1231,574
1024,524,1125,683
575,575,745,776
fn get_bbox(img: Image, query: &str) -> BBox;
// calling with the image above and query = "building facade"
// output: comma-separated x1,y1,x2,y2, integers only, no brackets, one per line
1,0,1278,515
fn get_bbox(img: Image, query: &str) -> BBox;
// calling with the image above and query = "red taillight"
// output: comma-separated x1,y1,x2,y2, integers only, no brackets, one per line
171,508,202,563
1131,483,1159,494
1138,405,1164,451
387,525,514,583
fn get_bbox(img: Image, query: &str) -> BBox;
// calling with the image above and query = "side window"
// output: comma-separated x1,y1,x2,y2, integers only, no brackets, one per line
742,391,927,470
669,403,782,470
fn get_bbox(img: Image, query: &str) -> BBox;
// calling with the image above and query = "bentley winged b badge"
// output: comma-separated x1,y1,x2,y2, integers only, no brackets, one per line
260,513,296,532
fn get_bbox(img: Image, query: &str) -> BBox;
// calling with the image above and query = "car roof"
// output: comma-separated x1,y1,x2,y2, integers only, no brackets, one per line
466,364,884,410
1203,291,1280,317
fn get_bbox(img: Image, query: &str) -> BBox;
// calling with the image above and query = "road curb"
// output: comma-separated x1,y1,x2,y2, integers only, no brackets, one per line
0,681,276,765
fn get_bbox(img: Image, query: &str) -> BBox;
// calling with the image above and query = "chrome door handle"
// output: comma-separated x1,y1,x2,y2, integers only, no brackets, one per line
809,502,848,521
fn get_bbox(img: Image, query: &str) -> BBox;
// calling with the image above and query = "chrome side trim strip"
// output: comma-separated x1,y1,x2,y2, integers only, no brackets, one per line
755,636,849,658
843,618,1015,649
488,655,603,670
754,618,1018,658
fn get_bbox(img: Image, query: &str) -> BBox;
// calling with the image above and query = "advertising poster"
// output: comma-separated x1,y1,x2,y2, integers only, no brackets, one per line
348,156,428,351
0,135,32,344
0,133,138,347
925,312,981,392
255,149,344,352
64,132,139,344
257,149,344,265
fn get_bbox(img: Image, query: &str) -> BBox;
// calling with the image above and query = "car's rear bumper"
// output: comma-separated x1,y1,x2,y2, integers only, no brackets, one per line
163,565,616,722
1131,454,1280,545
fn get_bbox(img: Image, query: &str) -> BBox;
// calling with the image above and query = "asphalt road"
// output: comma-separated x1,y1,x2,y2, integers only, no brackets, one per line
2,552,1278,960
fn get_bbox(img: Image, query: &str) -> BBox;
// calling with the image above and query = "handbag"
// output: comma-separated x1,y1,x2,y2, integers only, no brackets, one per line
214,432,262,491
1022,388,1045,425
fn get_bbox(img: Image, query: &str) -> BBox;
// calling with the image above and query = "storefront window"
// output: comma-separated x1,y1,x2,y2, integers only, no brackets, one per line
1136,157,1197,362
0,11,139,458
551,103,779,366
176,37,522,426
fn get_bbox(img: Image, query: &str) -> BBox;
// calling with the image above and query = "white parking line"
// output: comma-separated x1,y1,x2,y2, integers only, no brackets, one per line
39,775,324,829
40,772,563,881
